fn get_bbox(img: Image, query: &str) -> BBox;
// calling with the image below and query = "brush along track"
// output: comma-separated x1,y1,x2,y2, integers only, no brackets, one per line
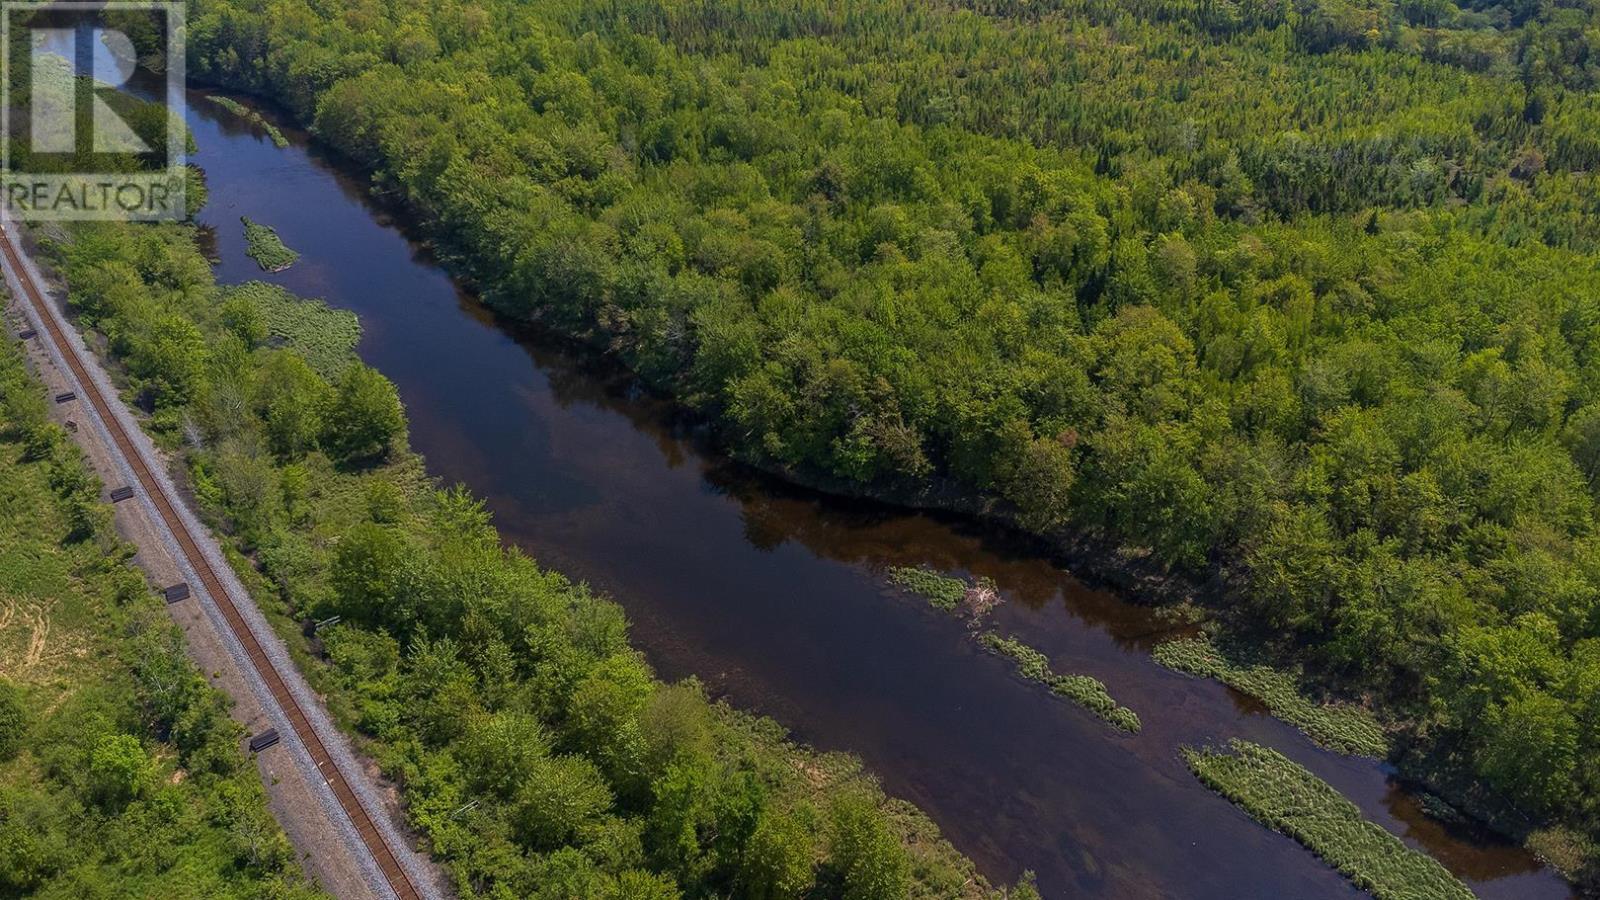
0,219,430,900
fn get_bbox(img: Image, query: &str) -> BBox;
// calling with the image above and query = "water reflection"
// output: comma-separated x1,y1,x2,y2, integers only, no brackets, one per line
161,77,1573,899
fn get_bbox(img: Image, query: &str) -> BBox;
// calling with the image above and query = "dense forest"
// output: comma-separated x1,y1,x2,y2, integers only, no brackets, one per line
179,0,1600,881
0,336,318,897
39,213,1009,898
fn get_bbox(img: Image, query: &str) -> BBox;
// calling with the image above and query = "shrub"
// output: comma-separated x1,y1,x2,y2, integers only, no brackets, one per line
322,363,406,464
828,793,910,900
87,734,151,809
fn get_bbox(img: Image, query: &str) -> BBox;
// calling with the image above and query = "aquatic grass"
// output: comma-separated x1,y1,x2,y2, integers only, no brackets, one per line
226,281,359,378
887,566,967,610
979,633,1141,733
241,216,300,272
206,95,289,147
889,570,1149,732
1154,636,1386,757
1183,740,1474,900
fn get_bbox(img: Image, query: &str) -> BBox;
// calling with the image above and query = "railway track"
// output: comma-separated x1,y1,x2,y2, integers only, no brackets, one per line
0,221,425,900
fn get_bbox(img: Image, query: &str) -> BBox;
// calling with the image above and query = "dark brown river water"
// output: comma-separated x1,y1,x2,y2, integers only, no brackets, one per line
166,82,1573,899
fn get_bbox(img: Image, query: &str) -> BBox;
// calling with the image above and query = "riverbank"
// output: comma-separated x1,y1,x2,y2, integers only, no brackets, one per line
352,212,1573,883
719,423,1590,885
112,56,1564,896
35,203,1012,897
180,4,1600,889
169,78,1580,896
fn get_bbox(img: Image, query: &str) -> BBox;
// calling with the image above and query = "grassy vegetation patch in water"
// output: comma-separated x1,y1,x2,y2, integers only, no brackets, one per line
226,281,359,377
206,95,289,147
887,565,967,610
980,633,1141,733
892,569,1143,735
1154,636,1387,757
1183,740,1473,900
241,216,299,272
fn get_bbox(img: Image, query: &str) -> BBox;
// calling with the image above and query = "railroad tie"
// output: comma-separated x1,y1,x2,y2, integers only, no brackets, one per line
0,226,425,900
248,729,281,753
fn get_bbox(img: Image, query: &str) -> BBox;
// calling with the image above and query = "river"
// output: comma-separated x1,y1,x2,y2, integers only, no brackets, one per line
126,70,1572,899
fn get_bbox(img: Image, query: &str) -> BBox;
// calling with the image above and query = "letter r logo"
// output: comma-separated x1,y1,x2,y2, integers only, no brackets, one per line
29,26,149,154
1,1,188,222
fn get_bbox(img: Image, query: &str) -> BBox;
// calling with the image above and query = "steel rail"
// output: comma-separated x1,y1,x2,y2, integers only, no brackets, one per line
0,222,423,900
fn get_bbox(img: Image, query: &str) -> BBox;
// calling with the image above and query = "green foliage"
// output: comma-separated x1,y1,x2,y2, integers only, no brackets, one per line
0,333,109,542
886,566,966,610
186,164,210,219
1476,688,1579,817
207,94,290,147
323,363,406,464
256,350,331,456
240,217,300,273
1154,636,1387,757
0,680,24,761
219,288,267,346
739,806,817,899
1183,740,1473,900
0,336,317,897
181,0,1600,864
329,521,411,625
513,753,614,850
225,281,361,378
127,313,208,407
87,733,151,808
828,793,912,900
241,216,300,271
35,215,1004,897
979,633,1142,733
6,51,184,178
